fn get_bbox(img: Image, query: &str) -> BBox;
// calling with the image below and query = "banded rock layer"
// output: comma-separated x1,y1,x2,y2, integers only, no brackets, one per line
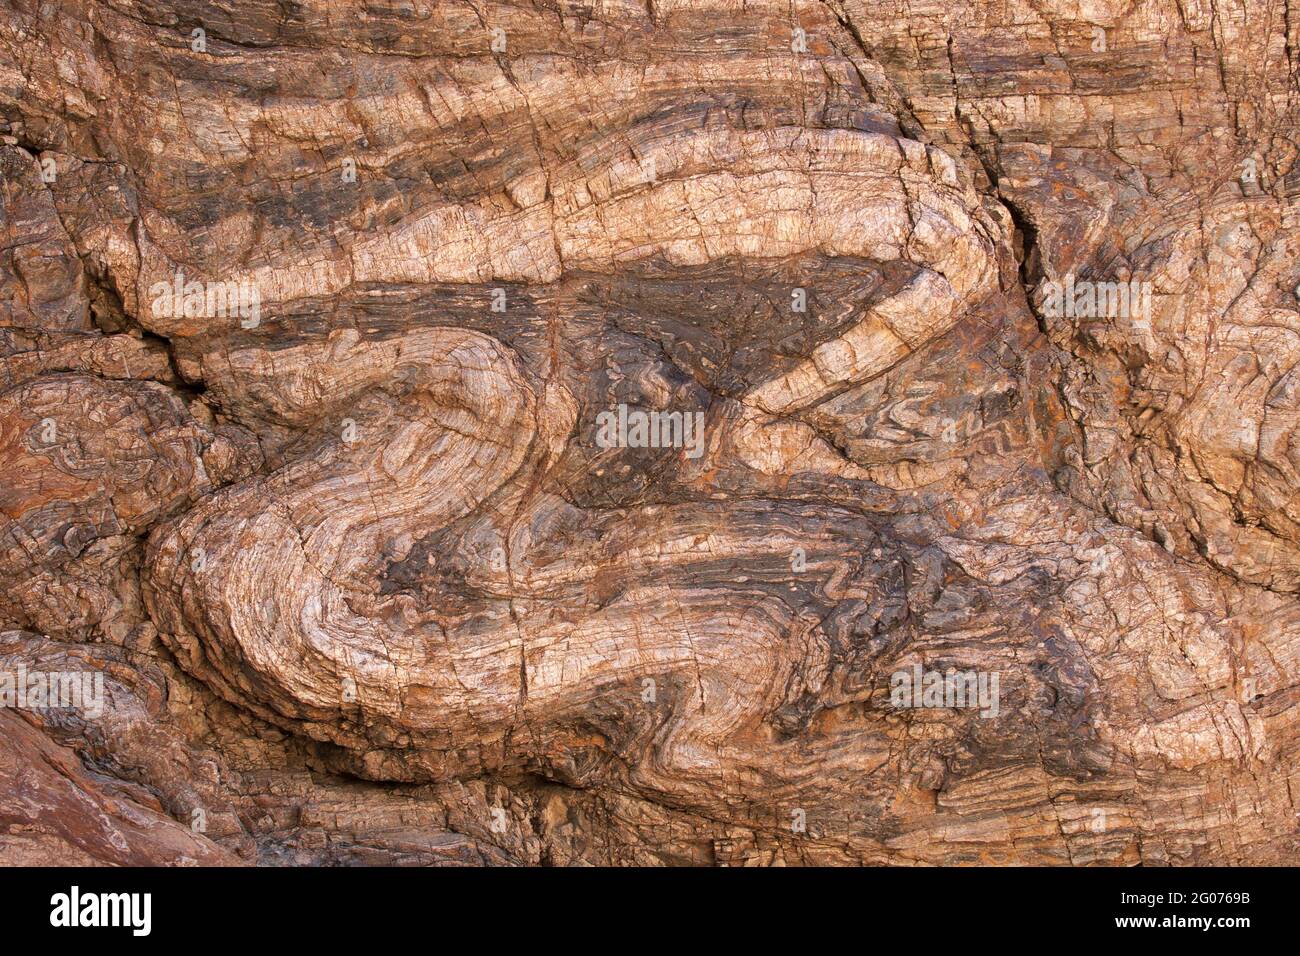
0,0,1298,865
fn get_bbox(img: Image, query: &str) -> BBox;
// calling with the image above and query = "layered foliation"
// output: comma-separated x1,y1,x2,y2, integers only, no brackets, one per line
130,126,1000,334
0,372,258,638
999,144,1300,592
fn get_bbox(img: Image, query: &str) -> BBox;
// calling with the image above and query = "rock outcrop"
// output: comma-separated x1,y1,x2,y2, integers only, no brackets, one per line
0,0,1297,865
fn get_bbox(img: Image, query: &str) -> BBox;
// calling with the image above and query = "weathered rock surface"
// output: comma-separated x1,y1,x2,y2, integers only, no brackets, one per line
0,0,1297,865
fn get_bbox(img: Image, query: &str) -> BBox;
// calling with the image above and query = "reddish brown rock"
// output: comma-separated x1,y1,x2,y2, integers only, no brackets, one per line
0,0,1297,866
0,709,239,866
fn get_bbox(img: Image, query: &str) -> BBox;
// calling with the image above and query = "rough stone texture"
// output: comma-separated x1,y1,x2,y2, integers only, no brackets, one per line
0,0,1297,866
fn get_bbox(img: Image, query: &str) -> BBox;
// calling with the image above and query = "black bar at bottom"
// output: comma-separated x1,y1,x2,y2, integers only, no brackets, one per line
0,865,1280,943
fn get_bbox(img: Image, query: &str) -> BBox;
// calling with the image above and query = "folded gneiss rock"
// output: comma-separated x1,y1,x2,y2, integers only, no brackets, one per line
0,0,1297,866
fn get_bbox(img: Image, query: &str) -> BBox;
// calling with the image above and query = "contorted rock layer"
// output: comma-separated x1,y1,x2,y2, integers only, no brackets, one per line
0,0,1298,865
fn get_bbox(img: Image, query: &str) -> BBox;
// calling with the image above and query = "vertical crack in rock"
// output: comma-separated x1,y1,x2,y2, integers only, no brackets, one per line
0,0,1298,866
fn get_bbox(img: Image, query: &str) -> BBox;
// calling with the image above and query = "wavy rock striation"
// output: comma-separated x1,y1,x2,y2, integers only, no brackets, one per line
0,0,1297,865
